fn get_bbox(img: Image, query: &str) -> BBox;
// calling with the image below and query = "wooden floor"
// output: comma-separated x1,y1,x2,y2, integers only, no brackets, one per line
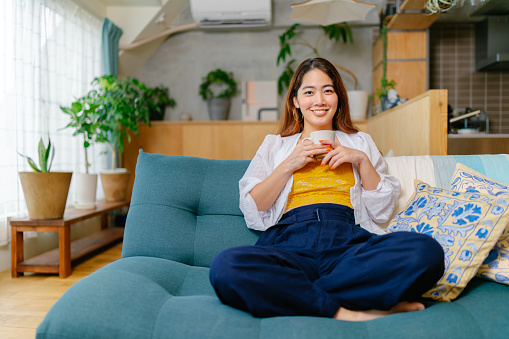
0,242,122,339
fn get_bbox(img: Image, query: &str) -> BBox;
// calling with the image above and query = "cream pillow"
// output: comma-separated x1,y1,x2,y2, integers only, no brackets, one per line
450,163,509,285
386,180,509,302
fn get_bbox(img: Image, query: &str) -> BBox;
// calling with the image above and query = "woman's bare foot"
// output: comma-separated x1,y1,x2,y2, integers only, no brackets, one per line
333,302,425,322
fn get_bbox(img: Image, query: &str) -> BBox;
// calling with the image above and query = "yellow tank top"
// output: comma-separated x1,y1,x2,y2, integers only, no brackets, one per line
285,162,355,212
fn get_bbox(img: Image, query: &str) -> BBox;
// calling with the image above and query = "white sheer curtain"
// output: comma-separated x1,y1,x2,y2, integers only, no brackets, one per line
0,0,106,246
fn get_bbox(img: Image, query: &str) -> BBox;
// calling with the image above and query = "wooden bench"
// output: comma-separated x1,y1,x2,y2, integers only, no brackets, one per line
10,200,129,278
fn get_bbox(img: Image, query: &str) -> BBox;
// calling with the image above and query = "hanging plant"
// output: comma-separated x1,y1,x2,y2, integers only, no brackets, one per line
425,0,456,14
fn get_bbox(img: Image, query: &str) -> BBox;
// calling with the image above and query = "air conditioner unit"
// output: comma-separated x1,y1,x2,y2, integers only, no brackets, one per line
190,0,272,28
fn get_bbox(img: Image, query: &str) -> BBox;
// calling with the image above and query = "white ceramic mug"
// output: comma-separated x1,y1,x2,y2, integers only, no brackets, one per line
302,130,335,159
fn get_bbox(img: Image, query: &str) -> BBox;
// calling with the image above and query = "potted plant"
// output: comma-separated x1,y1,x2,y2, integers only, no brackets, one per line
18,137,73,219
144,85,177,121
277,23,369,120
84,75,153,202
60,97,101,209
199,69,238,120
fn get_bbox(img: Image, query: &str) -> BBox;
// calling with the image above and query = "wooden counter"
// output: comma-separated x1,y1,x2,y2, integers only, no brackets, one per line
367,89,448,156
123,120,367,198
448,134,509,155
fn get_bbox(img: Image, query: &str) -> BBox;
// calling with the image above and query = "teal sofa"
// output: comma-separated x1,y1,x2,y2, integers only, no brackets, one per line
37,150,509,338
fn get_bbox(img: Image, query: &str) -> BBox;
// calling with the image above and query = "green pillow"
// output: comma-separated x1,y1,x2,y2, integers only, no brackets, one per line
386,180,509,302
450,163,509,285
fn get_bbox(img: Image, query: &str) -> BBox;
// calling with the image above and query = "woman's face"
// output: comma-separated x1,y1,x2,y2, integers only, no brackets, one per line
293,69,338,134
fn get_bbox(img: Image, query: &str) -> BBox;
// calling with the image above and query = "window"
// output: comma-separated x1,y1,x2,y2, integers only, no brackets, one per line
0,0,106,245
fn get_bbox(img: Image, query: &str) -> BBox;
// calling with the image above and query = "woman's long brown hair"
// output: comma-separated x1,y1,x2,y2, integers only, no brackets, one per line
277,58,359,137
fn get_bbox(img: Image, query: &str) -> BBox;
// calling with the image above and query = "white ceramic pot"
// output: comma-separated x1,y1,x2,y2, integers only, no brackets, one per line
74,173,98,209
347,90,369,120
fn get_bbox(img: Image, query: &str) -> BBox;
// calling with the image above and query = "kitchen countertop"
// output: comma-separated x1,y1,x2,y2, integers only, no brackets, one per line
448,134,509,138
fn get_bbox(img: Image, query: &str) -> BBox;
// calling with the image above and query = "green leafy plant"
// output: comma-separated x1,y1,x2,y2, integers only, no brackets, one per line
60,97,103,174
199,69,238,100
18,137,55,172
90,75,153,170
144,85,177,120
62,75,161,170
276,23,356,96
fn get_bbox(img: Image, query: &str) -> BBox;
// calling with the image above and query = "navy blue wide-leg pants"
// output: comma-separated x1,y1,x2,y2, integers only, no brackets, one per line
209,203,445,318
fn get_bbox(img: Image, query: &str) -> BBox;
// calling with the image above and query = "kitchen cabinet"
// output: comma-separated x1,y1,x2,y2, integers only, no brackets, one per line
372,30,428,106
373,0,440,106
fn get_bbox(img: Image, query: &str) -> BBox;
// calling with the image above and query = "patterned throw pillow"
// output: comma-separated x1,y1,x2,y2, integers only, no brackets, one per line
386,180,509,302
450,163,509,285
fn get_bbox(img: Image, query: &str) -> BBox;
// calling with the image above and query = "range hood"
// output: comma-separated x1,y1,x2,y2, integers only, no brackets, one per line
471,0,509,16
475,16,509,71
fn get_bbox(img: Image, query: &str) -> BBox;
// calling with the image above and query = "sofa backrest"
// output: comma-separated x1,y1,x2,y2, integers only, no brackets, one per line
381,154,509,228
123,151,509,267
122,150,260,267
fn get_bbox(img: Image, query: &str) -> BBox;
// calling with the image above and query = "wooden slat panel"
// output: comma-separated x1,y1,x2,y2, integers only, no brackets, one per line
387,61,427,101
353,120,367,133
367,89,448,156
387,31,427,60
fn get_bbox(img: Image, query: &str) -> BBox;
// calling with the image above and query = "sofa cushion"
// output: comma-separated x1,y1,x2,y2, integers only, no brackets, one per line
122,151,260,267
450,163,509,285
36,256,509,339
386,180,509,301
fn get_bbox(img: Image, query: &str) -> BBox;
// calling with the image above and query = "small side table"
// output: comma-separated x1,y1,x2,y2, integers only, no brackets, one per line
10,200,129,278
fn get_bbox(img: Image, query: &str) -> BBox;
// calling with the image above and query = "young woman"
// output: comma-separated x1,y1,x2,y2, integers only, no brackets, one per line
209,58,444,321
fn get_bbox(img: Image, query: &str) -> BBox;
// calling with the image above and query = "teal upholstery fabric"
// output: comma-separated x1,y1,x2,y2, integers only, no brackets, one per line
37,151,509,339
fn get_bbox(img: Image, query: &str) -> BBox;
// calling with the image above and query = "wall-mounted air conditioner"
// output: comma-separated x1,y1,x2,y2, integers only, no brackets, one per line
190,0,272,28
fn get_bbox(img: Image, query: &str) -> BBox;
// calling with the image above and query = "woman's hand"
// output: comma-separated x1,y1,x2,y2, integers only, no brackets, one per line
282,139,329,173
319,139,381,190
319,140,367,168
249,139,329,211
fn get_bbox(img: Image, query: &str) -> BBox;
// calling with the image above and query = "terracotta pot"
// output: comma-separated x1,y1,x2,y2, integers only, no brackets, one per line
19,172,73,220
100,171,130,202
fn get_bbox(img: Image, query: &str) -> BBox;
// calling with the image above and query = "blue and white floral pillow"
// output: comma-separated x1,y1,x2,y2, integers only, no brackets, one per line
387,180,509,302
450,163,509,285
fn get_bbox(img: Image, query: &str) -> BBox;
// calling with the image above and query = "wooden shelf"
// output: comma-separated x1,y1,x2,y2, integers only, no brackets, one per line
17,227,124,271
11,200,129,278
387,13,440,30
381,0,440,30
400,0,428,11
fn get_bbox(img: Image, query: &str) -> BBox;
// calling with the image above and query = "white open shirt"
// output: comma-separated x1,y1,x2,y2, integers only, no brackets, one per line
239,131,400,235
